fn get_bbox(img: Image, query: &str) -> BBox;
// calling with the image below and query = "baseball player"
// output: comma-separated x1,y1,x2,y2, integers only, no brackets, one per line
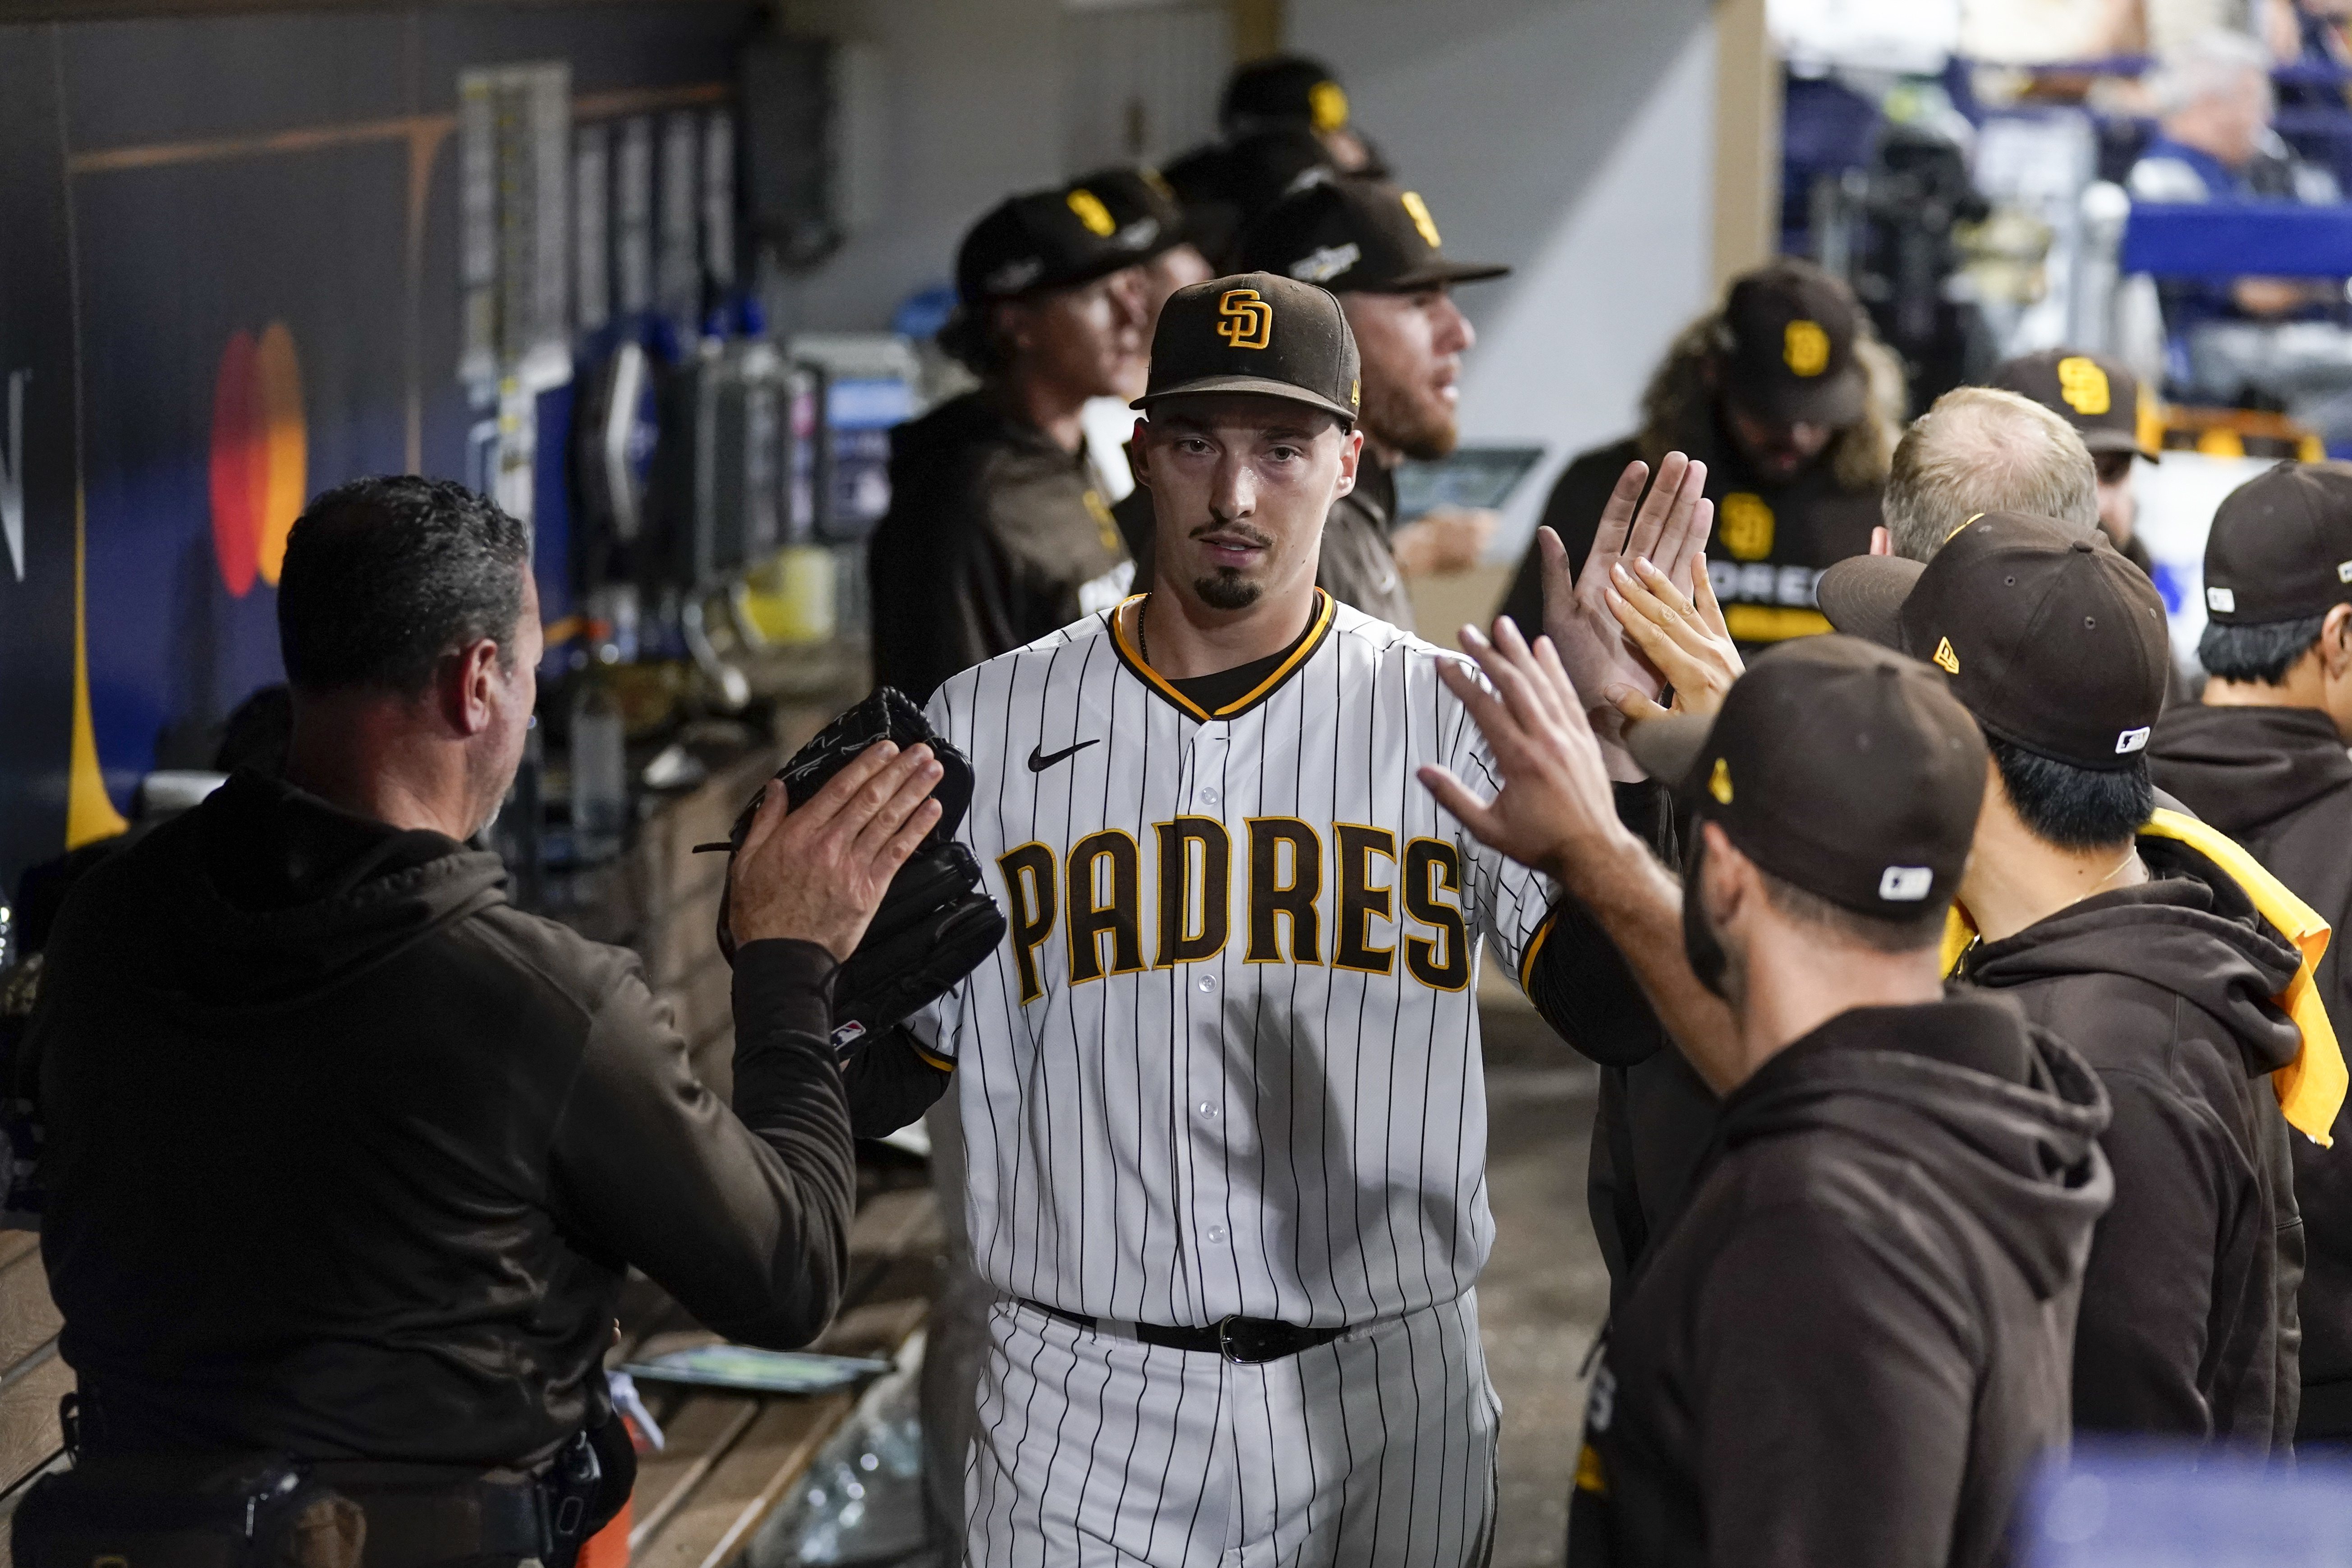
908,272,1709,1566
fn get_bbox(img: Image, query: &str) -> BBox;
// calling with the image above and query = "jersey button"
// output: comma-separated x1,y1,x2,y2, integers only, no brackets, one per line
1199,786,1221,806
1204,1225,1227,1245
1197,1101,1219,1120
1196,975,1216,993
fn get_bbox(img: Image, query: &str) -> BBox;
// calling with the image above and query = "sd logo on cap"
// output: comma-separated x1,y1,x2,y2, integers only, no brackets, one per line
1784,320,1830,378
2057,355,2111,416
1132,271,1363,426
1217,288,1275,350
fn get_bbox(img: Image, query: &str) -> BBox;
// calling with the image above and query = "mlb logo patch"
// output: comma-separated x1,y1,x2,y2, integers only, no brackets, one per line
2207,586,2236,613
2116,726,2150,755
1879,865,1934,902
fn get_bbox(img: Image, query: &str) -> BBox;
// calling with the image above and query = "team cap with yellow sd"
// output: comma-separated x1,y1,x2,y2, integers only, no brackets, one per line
1237,175,1511,294
1721,258,1867,427
1988,349,2162,464
1131,271,1364,426
955,184,1152,305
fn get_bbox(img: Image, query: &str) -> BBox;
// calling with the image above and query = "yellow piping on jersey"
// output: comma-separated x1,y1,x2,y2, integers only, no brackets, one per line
1110,589,1336,722
1518,904,1561,992
1939,807,2345,1147
914,1042,957,1073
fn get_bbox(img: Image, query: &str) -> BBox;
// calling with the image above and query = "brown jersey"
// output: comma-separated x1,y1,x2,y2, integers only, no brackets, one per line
868,391,1133,702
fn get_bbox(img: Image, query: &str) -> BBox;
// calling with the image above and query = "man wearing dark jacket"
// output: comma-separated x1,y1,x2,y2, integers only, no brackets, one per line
868,184,1148,703
2150,460,2352,1442
1823,511,2315,1448
23,478,944,1561
1422,627,2113,1568
1497,257,1901,653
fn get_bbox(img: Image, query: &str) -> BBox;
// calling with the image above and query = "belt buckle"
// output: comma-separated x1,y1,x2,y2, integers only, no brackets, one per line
1216,1315,1280,1364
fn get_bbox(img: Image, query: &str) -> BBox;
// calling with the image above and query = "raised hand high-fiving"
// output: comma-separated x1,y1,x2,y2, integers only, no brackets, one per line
1531,452,1713,780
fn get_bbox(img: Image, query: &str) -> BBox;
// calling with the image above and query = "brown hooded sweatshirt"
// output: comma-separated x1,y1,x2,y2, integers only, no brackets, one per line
1957,835,2306,1449
30,772,863,1466
2150,701,2352,1439
1568,996,2113,1568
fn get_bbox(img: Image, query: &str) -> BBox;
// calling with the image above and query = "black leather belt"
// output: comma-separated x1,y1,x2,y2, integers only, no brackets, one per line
1021,1300,1348,1364
305,1463,551,1564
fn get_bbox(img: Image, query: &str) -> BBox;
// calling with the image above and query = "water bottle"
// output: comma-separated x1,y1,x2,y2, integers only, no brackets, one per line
570,680,628,864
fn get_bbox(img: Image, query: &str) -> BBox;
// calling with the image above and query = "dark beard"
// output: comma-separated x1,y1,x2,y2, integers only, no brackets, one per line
1680,833,1739,1004
1194,570,1262,611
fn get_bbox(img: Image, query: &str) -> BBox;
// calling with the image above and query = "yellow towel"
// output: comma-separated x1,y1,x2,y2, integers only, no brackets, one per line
1940,809,2345,1147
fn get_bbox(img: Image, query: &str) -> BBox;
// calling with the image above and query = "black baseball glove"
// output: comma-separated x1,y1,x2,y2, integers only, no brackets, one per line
707,688,1004,1055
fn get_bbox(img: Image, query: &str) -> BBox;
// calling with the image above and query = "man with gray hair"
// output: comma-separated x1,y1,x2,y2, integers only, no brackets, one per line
2132,28,2309,208
2130,29,2341,349
1880,386,2100,561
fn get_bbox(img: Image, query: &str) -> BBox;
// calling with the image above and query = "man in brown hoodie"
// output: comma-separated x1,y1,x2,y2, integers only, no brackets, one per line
1421,628,2112,1568
1823,513,2311,1448
2150,460,2352,1443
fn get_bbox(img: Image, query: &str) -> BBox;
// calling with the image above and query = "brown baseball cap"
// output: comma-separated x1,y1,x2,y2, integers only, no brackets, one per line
956,186,1144,305
2204,460,2352,624
1239,177,1509,293
1133,271,1362,426
1072,165,1191,263
1817,512,2170,771
1625,635,1988,918
1722,258,1868,428
1989,349,2159,462
1221,54,1355,137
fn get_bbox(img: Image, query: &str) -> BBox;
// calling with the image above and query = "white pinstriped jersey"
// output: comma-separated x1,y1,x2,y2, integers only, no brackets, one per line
913,591,1562,1329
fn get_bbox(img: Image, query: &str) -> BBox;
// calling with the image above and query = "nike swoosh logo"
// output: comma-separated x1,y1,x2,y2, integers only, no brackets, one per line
1028,738,1100,773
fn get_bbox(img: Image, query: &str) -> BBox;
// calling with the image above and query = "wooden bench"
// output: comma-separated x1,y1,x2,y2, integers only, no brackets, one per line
0,1232,70,1554
621,1174,941,1566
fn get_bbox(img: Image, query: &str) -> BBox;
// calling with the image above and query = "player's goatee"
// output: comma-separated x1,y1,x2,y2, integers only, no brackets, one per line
1194,571,1262,610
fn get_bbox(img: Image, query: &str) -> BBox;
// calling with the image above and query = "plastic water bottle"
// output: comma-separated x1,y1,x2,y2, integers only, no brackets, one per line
570,681,628,864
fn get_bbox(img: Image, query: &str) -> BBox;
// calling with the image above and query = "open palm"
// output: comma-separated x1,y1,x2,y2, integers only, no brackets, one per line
1534,452,1714,777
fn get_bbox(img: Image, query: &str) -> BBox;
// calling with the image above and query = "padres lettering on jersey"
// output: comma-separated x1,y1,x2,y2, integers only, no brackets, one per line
914,593,1560,1329
996,817,1471,1000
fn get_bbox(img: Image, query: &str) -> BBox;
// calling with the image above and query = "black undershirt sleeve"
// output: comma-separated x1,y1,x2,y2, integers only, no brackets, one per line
839,1025,954,1141
1521,781,1677,1069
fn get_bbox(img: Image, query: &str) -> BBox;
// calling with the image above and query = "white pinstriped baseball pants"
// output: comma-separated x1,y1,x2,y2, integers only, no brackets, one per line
963,1292,1499,1567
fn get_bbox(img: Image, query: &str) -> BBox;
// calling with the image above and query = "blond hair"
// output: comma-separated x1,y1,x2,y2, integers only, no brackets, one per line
1883,387,2099,561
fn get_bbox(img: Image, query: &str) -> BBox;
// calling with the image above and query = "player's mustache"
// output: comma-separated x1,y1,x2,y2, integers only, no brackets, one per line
1189,520,1274,549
